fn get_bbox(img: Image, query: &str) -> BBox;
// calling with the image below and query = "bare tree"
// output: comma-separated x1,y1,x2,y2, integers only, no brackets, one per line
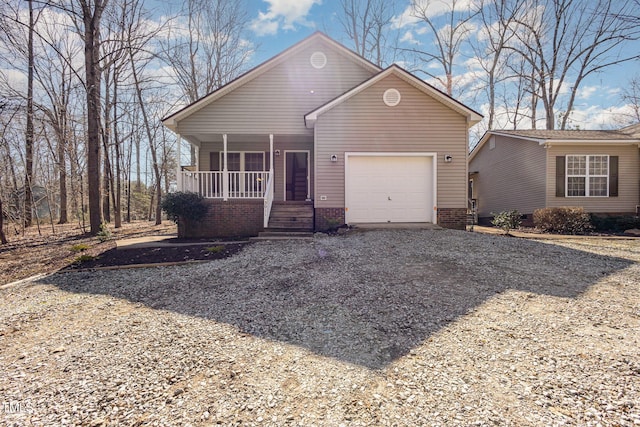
471,0,524,129
405,0,477,96
620,75,640,124
158,0,254,103
338,0,397,66
510,0,640,129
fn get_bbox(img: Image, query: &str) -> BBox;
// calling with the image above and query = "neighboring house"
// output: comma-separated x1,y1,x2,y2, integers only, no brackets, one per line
162,32,482,237
468,128,640,224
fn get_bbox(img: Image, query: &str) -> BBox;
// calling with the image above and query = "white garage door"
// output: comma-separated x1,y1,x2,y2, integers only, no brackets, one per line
346,155,433,223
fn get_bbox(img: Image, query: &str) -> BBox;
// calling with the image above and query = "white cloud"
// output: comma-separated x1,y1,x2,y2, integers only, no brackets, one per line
400,31,420,45
577,85,598,100
251,0,321,36
565,104,637,129
391,0,475,30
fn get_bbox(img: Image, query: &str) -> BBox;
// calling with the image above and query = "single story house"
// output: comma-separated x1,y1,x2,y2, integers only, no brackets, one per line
468,126,640,224
162,32,482,238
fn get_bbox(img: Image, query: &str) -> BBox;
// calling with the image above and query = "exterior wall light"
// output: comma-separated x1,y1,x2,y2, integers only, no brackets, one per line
330,154,338,162
444,154,453,163
275,150,280,156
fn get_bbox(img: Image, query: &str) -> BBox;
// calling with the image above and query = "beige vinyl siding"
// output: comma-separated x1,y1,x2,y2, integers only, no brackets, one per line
314,74,468,209
469,135,547,217
545,144,640,213
199,135,313,201
175,40,375,137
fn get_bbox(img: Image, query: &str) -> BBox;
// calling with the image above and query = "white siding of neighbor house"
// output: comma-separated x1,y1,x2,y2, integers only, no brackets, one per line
198,135,314,201
545,144,640,213
175,39,376,137
314,74,469,210
469,135,547,217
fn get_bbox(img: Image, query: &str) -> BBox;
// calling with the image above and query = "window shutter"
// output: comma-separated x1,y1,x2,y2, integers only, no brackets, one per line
609,156,618,197
556,156,565,197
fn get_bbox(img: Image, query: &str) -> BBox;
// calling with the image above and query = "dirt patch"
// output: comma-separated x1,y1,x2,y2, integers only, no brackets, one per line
61,243,248,270
0,221,178,284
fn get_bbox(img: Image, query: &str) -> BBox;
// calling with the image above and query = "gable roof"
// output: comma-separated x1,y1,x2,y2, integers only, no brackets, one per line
162,32,382,131
304,64,483,128
469,128,640,162
620,122,640,137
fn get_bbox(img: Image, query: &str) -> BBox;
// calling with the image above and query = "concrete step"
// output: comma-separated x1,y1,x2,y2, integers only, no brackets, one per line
250,230,314,242
267,220,313,229
269,210,314,218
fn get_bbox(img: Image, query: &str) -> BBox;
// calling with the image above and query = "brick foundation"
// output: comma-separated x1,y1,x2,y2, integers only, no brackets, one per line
315,208,345,231
437,208,467,230
179,199,264,238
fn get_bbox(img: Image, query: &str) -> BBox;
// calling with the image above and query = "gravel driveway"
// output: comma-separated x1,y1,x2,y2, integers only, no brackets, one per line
1,229,639,426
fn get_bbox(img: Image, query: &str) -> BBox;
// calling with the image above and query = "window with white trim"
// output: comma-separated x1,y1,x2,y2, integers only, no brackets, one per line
566,155,608,197
219,151,265,171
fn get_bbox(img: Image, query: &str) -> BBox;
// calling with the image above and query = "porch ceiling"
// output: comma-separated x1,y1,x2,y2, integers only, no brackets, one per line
181,133,313,148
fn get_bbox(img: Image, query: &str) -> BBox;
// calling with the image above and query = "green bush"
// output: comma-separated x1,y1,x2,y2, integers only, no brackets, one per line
533,207,593,234
161,192,208,224
97,222,112,242
590,215,640,232
491,210,522,235
70,243,89,253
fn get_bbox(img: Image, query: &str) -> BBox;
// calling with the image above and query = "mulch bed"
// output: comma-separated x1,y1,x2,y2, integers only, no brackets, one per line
61,243,248,270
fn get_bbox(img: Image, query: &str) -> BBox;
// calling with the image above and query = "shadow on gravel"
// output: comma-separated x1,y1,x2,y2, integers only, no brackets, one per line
40,230,634,370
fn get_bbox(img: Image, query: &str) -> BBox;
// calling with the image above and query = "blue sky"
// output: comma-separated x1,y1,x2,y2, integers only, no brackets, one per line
242,0,640,132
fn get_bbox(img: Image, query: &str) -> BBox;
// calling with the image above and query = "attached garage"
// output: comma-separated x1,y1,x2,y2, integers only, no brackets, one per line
345,153,436,224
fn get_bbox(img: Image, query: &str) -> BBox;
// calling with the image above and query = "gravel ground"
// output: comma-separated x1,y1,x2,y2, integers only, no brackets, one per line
1,229,639,426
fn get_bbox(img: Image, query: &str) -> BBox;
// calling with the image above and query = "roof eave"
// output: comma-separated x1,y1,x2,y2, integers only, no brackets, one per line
305,65,483,127
543,139,640,146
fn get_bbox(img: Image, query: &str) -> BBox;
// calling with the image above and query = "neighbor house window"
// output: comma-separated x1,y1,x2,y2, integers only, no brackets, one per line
566,155,608,197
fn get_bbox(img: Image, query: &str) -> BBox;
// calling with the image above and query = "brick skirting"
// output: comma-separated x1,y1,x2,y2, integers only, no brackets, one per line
315,208,345,231
437,208,467,230
179,199,264,238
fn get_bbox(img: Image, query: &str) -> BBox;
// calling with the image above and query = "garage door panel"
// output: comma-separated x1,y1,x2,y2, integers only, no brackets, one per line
347,155,433,223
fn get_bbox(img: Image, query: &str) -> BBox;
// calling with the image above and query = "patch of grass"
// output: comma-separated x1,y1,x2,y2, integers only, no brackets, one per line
70,243,90,253
73,254,97,264
204,245,225,254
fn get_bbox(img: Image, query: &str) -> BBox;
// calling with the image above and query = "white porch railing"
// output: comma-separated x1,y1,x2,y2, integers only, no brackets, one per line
179,171,271,199
263,171,274,227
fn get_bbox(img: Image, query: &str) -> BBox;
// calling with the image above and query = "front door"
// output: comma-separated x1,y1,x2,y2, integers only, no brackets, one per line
285,151,309,201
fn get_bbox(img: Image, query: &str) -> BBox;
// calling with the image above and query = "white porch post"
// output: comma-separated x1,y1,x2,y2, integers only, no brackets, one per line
223,134,228,201
195,146,199,172
269,134,275,200
269,134,274,187
176,134,182,191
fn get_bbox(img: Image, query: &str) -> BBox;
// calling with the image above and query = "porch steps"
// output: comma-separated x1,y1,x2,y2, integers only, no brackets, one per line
250,231,314,242
266,201,314,231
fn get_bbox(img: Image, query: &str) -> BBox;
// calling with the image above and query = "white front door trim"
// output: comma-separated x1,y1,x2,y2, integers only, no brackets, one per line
283,150,311,201
345,152,438,224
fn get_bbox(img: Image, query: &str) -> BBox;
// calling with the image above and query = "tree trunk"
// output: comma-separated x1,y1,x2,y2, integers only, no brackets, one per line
57,130,68,224
0,198,7,244
81,0,107,235
24,0,35,228
128,48,162,225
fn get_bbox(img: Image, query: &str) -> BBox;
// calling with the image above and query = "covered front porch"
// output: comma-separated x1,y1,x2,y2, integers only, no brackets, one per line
176,133,314,230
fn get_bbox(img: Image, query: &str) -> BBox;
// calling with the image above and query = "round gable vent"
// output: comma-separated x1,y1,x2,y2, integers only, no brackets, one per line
310,51,327,69
383,88,401,106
